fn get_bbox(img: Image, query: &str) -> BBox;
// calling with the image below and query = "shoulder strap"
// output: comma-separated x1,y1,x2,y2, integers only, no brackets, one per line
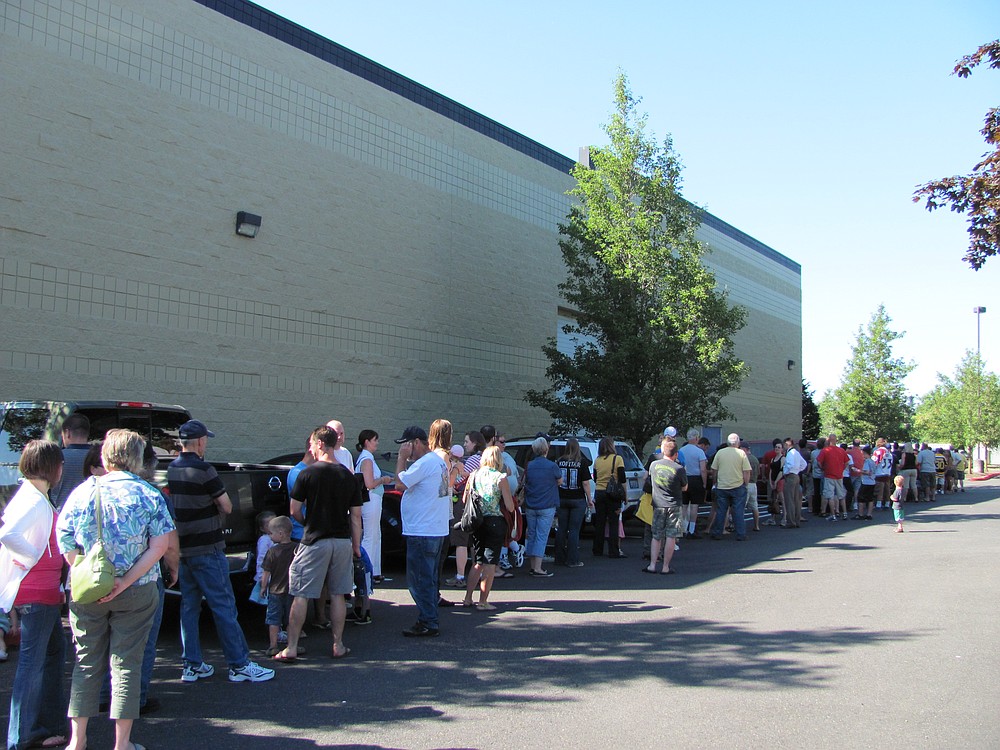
93,478,105,543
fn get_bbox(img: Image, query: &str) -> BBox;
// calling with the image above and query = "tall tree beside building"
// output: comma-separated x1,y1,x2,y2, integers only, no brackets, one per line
802,380,821,439
915,351,1000,451
913,40,1000,270
525,73,747,451
827,305,914,444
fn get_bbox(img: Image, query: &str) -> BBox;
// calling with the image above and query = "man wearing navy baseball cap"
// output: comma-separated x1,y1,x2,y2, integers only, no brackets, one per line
394,424,449,637
168,420,274,683
178,419,215,440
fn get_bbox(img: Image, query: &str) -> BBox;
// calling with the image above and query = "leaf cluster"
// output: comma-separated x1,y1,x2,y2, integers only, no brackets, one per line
913,40,1000,270
526,74,748,451
827,305,914,443
915,351,1000,451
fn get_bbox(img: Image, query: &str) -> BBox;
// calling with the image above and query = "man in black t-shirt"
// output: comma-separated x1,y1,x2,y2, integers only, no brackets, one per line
275,425,363,662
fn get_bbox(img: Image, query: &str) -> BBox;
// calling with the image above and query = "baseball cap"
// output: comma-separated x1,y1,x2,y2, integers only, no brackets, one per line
450,444,464,458
179,420,215,440
395,426,428,444
663,426,678,438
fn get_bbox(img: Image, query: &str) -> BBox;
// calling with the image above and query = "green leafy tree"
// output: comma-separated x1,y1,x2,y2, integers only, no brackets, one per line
525,73,747,451
828,305,914,444
802,380,821,439
915,351,1000,451
913,40,1000,270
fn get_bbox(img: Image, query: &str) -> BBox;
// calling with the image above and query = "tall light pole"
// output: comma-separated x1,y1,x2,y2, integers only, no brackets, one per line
974,306,986,356
973,306,987,472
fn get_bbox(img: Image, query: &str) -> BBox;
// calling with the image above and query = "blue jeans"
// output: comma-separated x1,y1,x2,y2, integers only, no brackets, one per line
711,485,747,538
404,535,445,630
8,603,67,750
555,498,586,565
179,550,250,669
524,507,556,559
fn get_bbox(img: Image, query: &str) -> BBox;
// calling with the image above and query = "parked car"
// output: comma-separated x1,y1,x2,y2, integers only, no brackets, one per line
502,435,645,518
263,450,410,559
1,400,291,584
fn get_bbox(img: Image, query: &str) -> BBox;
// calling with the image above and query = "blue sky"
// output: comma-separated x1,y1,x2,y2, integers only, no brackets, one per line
258,0,999,400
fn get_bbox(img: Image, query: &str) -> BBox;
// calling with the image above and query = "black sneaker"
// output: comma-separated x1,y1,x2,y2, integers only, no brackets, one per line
402,623,440,638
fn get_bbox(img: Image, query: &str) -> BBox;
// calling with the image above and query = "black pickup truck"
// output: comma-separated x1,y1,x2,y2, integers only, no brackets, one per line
0,400,291,582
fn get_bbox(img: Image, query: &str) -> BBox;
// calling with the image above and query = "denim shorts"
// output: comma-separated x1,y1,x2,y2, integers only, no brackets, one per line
264,591,291,627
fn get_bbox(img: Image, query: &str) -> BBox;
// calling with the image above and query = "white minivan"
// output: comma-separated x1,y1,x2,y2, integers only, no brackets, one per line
503,435,645,518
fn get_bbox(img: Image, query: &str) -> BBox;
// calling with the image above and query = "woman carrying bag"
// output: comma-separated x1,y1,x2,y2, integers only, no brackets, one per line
592,437,628,558
0,439,69,750
56,429,175,750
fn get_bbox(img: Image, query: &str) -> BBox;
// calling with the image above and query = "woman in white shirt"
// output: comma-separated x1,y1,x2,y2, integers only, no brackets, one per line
355,430,392,583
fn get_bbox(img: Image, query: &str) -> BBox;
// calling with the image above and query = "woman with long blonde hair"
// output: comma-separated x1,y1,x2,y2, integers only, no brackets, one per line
462,446,515,610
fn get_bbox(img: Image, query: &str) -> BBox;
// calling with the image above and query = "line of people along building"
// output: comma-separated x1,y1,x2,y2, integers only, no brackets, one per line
0,413,972,750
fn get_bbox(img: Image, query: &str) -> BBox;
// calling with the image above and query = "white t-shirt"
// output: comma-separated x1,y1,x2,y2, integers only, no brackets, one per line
398,451,450,536
355,449,384,500
334,447,353,471
502,451,520,494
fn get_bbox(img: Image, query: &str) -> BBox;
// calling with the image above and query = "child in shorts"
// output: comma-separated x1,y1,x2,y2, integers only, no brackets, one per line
347,547,373,625
251,511,276,605
260,516,299,656
890,475,905,533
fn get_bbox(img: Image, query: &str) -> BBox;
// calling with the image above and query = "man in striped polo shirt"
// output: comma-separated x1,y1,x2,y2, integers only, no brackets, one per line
168,420,274,684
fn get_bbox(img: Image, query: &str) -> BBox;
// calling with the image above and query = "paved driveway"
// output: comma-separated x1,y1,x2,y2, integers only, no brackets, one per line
3,483,998,749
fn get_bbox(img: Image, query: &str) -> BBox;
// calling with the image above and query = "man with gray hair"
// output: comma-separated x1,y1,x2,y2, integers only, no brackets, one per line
677,428,708,538
708,433,752,541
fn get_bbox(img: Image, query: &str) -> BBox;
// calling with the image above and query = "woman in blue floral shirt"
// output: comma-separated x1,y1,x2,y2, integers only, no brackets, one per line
56,429,175,750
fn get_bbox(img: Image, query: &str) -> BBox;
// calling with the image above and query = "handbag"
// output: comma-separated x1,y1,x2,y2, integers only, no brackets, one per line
456,471,485,533
69,481,116,604
605,455,627,504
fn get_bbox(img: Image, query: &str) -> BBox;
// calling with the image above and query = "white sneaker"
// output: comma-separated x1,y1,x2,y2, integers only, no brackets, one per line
181,662,214,682
277,630,288,644
513,545,525,568
229,660,275,683
0,643,7,662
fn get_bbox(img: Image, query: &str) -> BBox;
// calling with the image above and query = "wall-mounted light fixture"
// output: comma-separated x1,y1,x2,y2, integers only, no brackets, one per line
787,359,795,370
235,211,261,238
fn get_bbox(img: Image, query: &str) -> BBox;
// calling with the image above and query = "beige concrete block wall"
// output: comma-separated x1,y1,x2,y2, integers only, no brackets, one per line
0,0,800,459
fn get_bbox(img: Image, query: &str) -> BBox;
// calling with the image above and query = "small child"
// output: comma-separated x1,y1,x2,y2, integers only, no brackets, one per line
347,547,373,625
260,516,298,656
890,475,906,533
250,511,276,605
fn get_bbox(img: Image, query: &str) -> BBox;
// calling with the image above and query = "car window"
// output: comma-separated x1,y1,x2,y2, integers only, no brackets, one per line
0,406,52,465
615,445,643,472
150,410,186,456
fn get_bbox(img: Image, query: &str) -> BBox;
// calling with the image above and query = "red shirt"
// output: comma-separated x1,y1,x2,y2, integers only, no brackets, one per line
817,446,850,480
847,447,865,477
15,514,64,607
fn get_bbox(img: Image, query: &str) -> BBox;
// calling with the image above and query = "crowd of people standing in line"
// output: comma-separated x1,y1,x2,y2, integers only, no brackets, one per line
0,411,976,750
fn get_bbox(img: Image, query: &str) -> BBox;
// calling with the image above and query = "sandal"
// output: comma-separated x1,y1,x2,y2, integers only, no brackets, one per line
475,602,496,611
495,570,515,579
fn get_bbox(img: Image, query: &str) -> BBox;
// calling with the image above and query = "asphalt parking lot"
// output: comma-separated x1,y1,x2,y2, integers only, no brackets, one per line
2,482,999,749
